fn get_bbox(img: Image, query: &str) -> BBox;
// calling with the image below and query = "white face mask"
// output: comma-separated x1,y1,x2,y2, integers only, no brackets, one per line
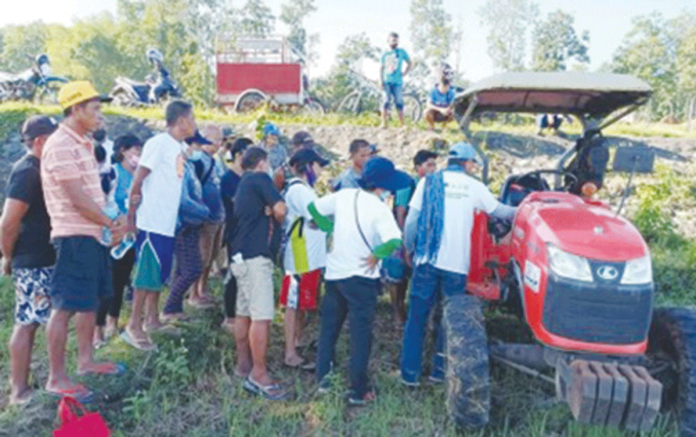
379,190,391,201
127,155,140,168
40,64,52,77
224,150,233,162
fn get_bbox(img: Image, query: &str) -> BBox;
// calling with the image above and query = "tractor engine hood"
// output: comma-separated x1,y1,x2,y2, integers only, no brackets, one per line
519,192,648,261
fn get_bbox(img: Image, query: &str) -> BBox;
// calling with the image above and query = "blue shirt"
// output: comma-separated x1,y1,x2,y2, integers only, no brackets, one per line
331,168,361,191
381,48,410,85
429,86,455,108
113,163,134,215
191,153,225,223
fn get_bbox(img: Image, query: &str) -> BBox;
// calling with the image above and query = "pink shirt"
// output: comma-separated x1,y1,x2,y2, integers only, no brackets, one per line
41,124,105,240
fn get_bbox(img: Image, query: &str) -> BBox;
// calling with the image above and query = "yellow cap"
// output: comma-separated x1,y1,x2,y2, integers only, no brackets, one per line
58,81,110,109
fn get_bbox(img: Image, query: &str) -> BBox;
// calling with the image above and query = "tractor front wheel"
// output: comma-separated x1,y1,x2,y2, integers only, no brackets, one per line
648,307,696,436
443,294,490,430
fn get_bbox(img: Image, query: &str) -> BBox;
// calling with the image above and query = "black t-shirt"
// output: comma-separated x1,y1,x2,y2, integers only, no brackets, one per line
5,154,55,268
220,169,242,244
230,171,283,260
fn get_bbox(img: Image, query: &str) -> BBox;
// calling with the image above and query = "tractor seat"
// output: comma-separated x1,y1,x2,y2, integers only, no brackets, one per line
499,174,550,206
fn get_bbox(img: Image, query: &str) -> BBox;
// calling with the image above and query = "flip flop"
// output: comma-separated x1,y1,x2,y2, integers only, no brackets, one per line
120,330,157,351
348,389,377,407
233,368,250,378
242,377,291,401
76,362,127,377
187,299,215,309
144,323,181,335
45,385,94,404
284,358,316,371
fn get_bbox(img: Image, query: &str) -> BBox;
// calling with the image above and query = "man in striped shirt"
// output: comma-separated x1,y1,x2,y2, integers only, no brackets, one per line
41,81,125,401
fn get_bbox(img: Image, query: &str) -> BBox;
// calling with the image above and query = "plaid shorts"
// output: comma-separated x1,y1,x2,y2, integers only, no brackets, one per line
13,267,53,325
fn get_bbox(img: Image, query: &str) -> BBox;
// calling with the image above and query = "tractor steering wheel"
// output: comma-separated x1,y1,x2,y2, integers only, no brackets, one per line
513,169,579,193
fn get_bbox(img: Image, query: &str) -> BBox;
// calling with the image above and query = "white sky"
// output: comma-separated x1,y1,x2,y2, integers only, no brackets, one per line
1,0,694,82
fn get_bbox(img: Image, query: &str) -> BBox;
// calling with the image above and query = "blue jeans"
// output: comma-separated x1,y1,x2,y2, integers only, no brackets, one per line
401,263,467,384
316,277,379,399
382,82,404,110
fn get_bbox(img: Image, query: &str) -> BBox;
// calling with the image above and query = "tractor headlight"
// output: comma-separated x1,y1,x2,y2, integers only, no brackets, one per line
547,244,593,282
621,255,653,285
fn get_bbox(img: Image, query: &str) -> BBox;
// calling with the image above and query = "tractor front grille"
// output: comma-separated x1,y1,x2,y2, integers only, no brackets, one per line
542,272,653,345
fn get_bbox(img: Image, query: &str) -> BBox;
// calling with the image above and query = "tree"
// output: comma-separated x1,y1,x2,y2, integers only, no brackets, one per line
0,23,48,72
409,0,459,86
479,0,539,71
279,0,318,62
531,10,589,72
239,0,275,38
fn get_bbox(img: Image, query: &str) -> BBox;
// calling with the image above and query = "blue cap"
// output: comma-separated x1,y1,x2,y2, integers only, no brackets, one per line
263,123,281,136
359,156,413,193
186,130,212,145
289,148,330,167
449,141,481,164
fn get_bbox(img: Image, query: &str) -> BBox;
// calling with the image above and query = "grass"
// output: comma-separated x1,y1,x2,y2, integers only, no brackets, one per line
1,103,696,435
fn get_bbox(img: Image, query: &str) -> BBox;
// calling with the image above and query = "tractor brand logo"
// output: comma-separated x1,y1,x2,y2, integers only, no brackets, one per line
524,261,541,293
594,226,604,235
597,265,619,281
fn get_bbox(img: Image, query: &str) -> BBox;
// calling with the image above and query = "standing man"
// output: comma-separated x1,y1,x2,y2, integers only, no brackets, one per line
331,139,376,191
229,147,288,400
400,142,516,386
309,156,409,405
2,116,57,404
123,100,194,350
380,32,411,128
41,81,124,400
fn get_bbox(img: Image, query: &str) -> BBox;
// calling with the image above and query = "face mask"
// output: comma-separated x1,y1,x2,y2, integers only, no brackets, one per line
190,150,204,160
224,150,233,162
127,155,140,168
379,190,391,201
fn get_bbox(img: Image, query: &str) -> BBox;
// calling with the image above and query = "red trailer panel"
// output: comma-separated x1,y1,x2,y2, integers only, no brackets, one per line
216,63,301,95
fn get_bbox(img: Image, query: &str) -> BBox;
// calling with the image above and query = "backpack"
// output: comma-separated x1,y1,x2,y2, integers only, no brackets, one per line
275,179,306,269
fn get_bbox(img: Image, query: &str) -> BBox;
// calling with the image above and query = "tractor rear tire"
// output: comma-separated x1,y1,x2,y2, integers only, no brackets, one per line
649,307,696,436
443,293,490,430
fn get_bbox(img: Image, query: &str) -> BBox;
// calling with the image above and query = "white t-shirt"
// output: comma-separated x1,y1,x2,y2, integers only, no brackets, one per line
283,180,327,273
410,170,500,275
136,133,186,237
314,188,402,281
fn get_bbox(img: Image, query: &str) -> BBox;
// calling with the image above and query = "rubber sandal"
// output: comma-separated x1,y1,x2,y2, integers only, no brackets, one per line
348,390,377,407
76,362,127,377
120,330,157,351
45,385,94,404
233,369,250,378
283,358,316,371
242,377,290,401
187,299,215,309
143,323,181,335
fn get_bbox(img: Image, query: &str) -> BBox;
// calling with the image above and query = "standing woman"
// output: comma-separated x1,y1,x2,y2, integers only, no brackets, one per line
94,134,142,347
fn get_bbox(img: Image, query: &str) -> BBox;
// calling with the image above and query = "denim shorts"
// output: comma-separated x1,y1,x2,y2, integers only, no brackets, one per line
382,82,404,110
50,236,113,312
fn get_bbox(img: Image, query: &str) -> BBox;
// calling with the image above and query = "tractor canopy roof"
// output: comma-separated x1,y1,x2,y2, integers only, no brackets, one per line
453,72,652,121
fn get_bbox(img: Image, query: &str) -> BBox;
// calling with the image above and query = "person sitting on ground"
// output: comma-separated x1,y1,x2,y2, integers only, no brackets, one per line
331,139,376,191
400,142,517,387
229,147,289,400
160,131,212,323
425,79,456,131
280,148,330,370
188,126,225,308
94,134,142,348
309,156,409,405
41,81,126,401
219,137,253,335
124,100,195,351
1,116,57,405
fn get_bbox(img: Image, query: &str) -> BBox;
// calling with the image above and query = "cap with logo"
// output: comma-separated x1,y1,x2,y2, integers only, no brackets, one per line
289,148,330,168
58,81,112,110
22,115,58,143
359,156,413,193
449,141,481,165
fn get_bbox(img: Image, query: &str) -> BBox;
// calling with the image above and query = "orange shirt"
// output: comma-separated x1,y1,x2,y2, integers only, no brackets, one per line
41,124,105,240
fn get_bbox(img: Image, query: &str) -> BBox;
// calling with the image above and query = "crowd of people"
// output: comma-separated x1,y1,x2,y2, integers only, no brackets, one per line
2,69,515,406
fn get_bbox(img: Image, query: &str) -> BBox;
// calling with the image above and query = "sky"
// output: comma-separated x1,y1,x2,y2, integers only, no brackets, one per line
1,0,694,82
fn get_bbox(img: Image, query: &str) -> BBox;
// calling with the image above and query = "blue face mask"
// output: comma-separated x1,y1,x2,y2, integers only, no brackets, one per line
190,149,204,161
379,190,391,201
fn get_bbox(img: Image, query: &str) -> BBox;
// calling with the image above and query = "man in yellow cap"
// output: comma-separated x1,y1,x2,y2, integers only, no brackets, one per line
41,81,125,401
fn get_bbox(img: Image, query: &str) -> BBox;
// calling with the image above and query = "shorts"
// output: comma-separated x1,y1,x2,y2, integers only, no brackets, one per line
51,236,113,313
381,248,408,283
279,269,322,311
382,82,404,110
132,230,175,291
13,267,53,325
230,256,275,321
426,108,453,123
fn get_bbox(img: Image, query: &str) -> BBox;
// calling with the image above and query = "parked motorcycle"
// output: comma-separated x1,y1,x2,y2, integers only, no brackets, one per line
109,49,181,106
0,54,68,104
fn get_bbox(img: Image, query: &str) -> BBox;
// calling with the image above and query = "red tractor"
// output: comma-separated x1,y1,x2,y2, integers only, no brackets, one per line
446,72,696,434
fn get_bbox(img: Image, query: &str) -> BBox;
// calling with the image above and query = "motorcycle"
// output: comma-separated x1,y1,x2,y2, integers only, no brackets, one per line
0,55,68,104
109,71,181,107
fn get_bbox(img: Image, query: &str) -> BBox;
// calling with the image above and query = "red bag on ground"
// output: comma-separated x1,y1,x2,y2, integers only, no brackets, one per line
53,397,111,437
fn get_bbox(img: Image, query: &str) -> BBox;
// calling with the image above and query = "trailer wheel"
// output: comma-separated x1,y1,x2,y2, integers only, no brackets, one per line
402,93,423,122
301,97,325,116
337,90,361,115
648,308,696,436
235,90,266,113
443,293,490,430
